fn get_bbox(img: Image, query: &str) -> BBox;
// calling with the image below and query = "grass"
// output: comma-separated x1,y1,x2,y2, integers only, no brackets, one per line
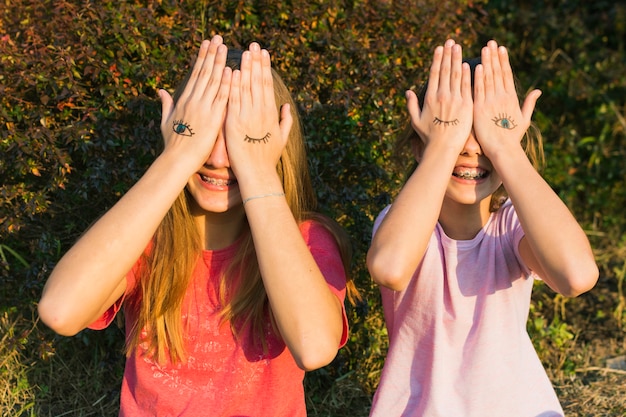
1,312,37,416
2,285,625,416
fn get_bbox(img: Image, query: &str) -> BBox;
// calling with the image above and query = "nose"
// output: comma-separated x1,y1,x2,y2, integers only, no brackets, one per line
206,128,230,168
460,130,482,156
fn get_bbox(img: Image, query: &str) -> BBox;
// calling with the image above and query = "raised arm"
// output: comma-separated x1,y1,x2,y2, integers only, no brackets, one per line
472,40,598,296
38,36,233,335
367,40,474,291
224,43,344,371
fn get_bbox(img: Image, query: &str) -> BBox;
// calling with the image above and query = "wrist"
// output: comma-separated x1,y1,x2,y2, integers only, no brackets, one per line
242,192,286,205
236,169,284,201
155,147,202,180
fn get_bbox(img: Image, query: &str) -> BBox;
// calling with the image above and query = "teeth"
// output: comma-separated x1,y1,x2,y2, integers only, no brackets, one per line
200,175,235,186
453,168,486,180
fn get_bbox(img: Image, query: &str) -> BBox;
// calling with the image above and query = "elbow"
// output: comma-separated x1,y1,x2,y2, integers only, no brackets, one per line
554,262,599,298
37,297,83,336
567,265,599,297
366,249,411,292
288,326,343,371
292,340,339,372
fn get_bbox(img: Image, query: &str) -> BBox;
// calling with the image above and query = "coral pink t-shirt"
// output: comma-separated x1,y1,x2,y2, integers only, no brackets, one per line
90,220,348,417
369,200,564,417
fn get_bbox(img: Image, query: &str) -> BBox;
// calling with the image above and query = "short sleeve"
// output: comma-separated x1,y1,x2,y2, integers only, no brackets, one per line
87,254,144,330
499,200,541,280
372,205,392,239
299,220,349,347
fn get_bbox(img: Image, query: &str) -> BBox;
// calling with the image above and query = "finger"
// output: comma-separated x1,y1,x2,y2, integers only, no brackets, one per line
249,42,263,110
498,45,516,94
425,46,444,100
488,40,505,92
158,89,174,130
191,37,224,100
279,103,293,141
261,49,276,112
201,43,229,100
521,89,542,121
189,36,224,96
228,69,242,117
215,66,232,112
473,63,485,104
460,61,472,102
406,89,422,129
239,50,252,113
177,39,211,104
450,43,463,93
481,45,494,96
439,40,455,92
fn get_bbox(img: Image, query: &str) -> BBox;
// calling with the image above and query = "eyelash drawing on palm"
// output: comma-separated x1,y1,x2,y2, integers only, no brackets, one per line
244,132,271,144
433,117,459,126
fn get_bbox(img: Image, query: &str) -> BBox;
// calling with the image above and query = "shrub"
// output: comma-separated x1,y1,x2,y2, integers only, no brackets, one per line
5,0,625,415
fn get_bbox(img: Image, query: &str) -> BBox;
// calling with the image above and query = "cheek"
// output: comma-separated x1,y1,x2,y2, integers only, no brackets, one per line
490,172,503,187
489,175,505,197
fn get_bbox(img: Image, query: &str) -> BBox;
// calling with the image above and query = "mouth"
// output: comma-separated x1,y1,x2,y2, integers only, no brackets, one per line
452,167,489,180
199,174,237,187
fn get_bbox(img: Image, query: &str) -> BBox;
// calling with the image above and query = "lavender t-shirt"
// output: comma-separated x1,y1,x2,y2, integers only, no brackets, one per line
370,200,564,417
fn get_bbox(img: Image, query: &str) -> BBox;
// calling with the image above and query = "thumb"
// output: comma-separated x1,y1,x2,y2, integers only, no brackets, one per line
159,89,174,127
406,90,422,129
279,103,293,142
521,89,542,121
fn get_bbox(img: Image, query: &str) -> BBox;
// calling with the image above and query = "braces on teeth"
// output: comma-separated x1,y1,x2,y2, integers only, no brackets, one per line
455,170,484,180
201,175,233,186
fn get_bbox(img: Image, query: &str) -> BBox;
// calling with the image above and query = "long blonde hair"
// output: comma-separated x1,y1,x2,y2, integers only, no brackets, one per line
394,57,545,212
126,49,357,364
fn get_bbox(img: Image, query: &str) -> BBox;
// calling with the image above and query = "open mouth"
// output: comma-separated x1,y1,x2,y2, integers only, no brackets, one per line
200,174,237,186
452,167,488,180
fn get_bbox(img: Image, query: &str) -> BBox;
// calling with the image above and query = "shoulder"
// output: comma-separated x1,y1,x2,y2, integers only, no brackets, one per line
490,200,537,276
481,200,525,248
300,216,348,288
299,216,341,250
298,214,347,268
299,213,351,280
490,199,523,232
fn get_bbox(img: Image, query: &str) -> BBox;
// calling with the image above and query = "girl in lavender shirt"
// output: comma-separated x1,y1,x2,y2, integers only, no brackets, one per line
367,39,598,416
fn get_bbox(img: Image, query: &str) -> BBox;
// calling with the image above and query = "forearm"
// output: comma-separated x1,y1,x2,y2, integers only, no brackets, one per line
39,149,195,334
367,144,457,291
493,148,598,295
241,175,344,371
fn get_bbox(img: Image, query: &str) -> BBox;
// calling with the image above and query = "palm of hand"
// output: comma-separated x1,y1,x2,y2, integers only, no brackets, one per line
472,42,538,158
408,42,474,155
224,44,288,181
160,38,232,169
416,89,474,152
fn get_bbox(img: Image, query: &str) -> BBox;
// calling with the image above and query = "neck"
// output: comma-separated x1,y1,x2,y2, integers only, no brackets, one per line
192,206,247,250
438,198,492,240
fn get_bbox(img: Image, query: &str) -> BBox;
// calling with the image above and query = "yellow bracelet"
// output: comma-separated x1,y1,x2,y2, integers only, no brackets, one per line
242,192,285,205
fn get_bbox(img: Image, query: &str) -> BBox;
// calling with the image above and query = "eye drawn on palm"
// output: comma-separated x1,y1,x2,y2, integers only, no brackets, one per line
473,41,541,158
225,43,289,181
408,41,473,155
159,36,231,168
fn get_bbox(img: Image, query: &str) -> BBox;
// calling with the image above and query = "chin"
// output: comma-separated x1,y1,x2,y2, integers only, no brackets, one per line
199,201,239,214
187,194,238,214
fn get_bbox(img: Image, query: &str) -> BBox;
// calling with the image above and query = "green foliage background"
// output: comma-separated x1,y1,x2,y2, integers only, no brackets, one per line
1,0,625,415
